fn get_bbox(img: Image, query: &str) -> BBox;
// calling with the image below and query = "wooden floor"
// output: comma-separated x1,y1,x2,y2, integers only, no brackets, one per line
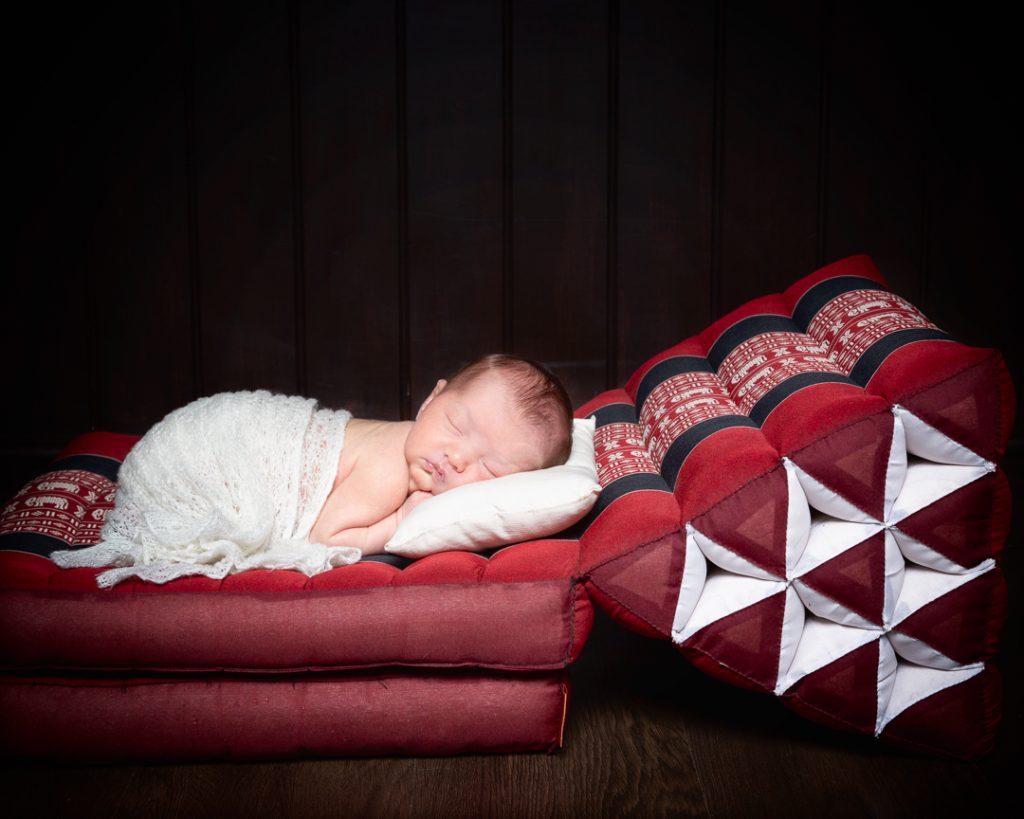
3,452,1020,818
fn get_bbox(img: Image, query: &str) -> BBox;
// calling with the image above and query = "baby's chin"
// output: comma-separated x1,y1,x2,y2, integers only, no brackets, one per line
433,475,496,495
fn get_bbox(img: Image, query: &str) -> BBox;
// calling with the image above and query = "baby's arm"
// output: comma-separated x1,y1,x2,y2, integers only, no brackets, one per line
317,512,400,554
305,477,430,561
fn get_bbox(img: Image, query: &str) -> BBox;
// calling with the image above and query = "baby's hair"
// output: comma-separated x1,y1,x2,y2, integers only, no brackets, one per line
444,353,574,468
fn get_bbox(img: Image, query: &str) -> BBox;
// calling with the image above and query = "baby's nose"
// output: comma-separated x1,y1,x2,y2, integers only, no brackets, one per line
447,450,466,472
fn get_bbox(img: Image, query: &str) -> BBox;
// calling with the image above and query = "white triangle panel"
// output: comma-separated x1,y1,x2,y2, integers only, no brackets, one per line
882,530,907,628
783,457,811,573
887,633,964,670
893,404,993,467
690,527,781,581
874,636,899,736
887,460,991,526
676,571,785,643
789,517,884,580
777,585,807,685
775,616,882,694
875,661,986,735
787,459,877,523
671,525,709,641
883,408,908,522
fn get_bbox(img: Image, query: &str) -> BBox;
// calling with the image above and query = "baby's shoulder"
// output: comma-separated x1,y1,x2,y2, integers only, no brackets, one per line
334,419,409,502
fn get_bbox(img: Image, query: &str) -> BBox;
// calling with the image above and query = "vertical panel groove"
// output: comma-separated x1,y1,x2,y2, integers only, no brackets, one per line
502,0,514,354
288,0,307,396
920,134,930,307
710,0,725,319
183,0,203,399
606,0,619,388
816,0,832,268
396,0,411,418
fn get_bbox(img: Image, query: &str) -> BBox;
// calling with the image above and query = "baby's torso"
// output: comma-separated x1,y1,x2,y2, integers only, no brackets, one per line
314,419,412,531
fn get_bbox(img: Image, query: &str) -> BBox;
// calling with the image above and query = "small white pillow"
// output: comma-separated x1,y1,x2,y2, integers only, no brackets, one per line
384,417,601,558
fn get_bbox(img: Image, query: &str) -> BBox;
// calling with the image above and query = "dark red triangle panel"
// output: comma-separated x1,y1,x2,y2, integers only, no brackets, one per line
588,531,685,637
893,568,1007,666
788,410,893,521
881,665,1003,760
900,352,1009,463
796,532,886,626
692,465,789,578
895,470,1011,569
783,638,882,735
680,591,785,693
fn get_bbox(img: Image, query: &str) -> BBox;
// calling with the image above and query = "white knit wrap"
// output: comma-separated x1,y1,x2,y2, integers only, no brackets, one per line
49,390,361,588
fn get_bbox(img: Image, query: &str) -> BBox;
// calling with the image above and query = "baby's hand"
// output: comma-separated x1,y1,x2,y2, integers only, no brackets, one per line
397,490,432,522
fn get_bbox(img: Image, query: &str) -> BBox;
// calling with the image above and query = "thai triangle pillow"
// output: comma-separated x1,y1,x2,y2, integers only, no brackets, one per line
579,254,1013,759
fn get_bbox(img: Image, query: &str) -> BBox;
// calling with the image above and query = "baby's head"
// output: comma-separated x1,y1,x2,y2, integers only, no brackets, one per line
405,354,574,495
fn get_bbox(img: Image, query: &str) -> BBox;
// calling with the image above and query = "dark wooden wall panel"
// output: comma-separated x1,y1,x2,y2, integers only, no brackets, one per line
916,15,1016,372
406,0,504,409
513,0,609,407
717,0,823,312
4,0,1019,500
5,7,103,452
617,0,716,379
92,2,193,434
301,0,401,420
824,4,927,302
193,0,297,395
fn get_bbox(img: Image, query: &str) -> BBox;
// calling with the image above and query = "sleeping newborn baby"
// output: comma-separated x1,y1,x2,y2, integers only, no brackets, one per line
310,354,573,554
49,354,574,587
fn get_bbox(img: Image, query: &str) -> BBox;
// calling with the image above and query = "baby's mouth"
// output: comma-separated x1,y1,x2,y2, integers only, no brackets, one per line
427,459,446,483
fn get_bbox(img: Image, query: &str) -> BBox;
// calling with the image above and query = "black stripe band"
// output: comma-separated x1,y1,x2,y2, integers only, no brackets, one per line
791,275,887,330
748,371,856,425
550,471,671,540
659,414,759,487
588,403,637,427
707,315,801,369
848,328,954,386
0,531,77,558
634,356,715,414
31,454,123,483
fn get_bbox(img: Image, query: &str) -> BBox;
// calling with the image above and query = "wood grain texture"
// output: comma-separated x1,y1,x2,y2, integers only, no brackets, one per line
405,0,504,407
823,2,928,303
617,0,716,380
191,0,297,394
5,6,104,447
912,10,1017,391
2,0,1020,475
716,0,823,314
512,0,609,408
301,0,402,420
88,2,194,434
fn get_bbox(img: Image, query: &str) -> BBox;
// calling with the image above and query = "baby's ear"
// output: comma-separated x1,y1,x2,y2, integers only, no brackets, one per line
416,379,448,417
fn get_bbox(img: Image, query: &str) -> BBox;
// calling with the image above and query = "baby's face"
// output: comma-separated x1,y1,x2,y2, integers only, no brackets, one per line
405,371,550,495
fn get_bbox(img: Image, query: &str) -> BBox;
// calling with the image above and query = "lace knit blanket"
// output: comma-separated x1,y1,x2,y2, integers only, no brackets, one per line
50,390,361,587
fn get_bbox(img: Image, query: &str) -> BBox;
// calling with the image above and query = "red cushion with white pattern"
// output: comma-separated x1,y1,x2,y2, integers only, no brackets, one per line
580,253,1014,759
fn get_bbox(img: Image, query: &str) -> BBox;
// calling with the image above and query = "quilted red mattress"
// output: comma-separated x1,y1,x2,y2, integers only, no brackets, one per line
0,419,681,760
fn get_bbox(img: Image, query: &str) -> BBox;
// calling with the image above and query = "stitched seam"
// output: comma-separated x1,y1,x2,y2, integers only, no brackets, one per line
580,525,684,579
